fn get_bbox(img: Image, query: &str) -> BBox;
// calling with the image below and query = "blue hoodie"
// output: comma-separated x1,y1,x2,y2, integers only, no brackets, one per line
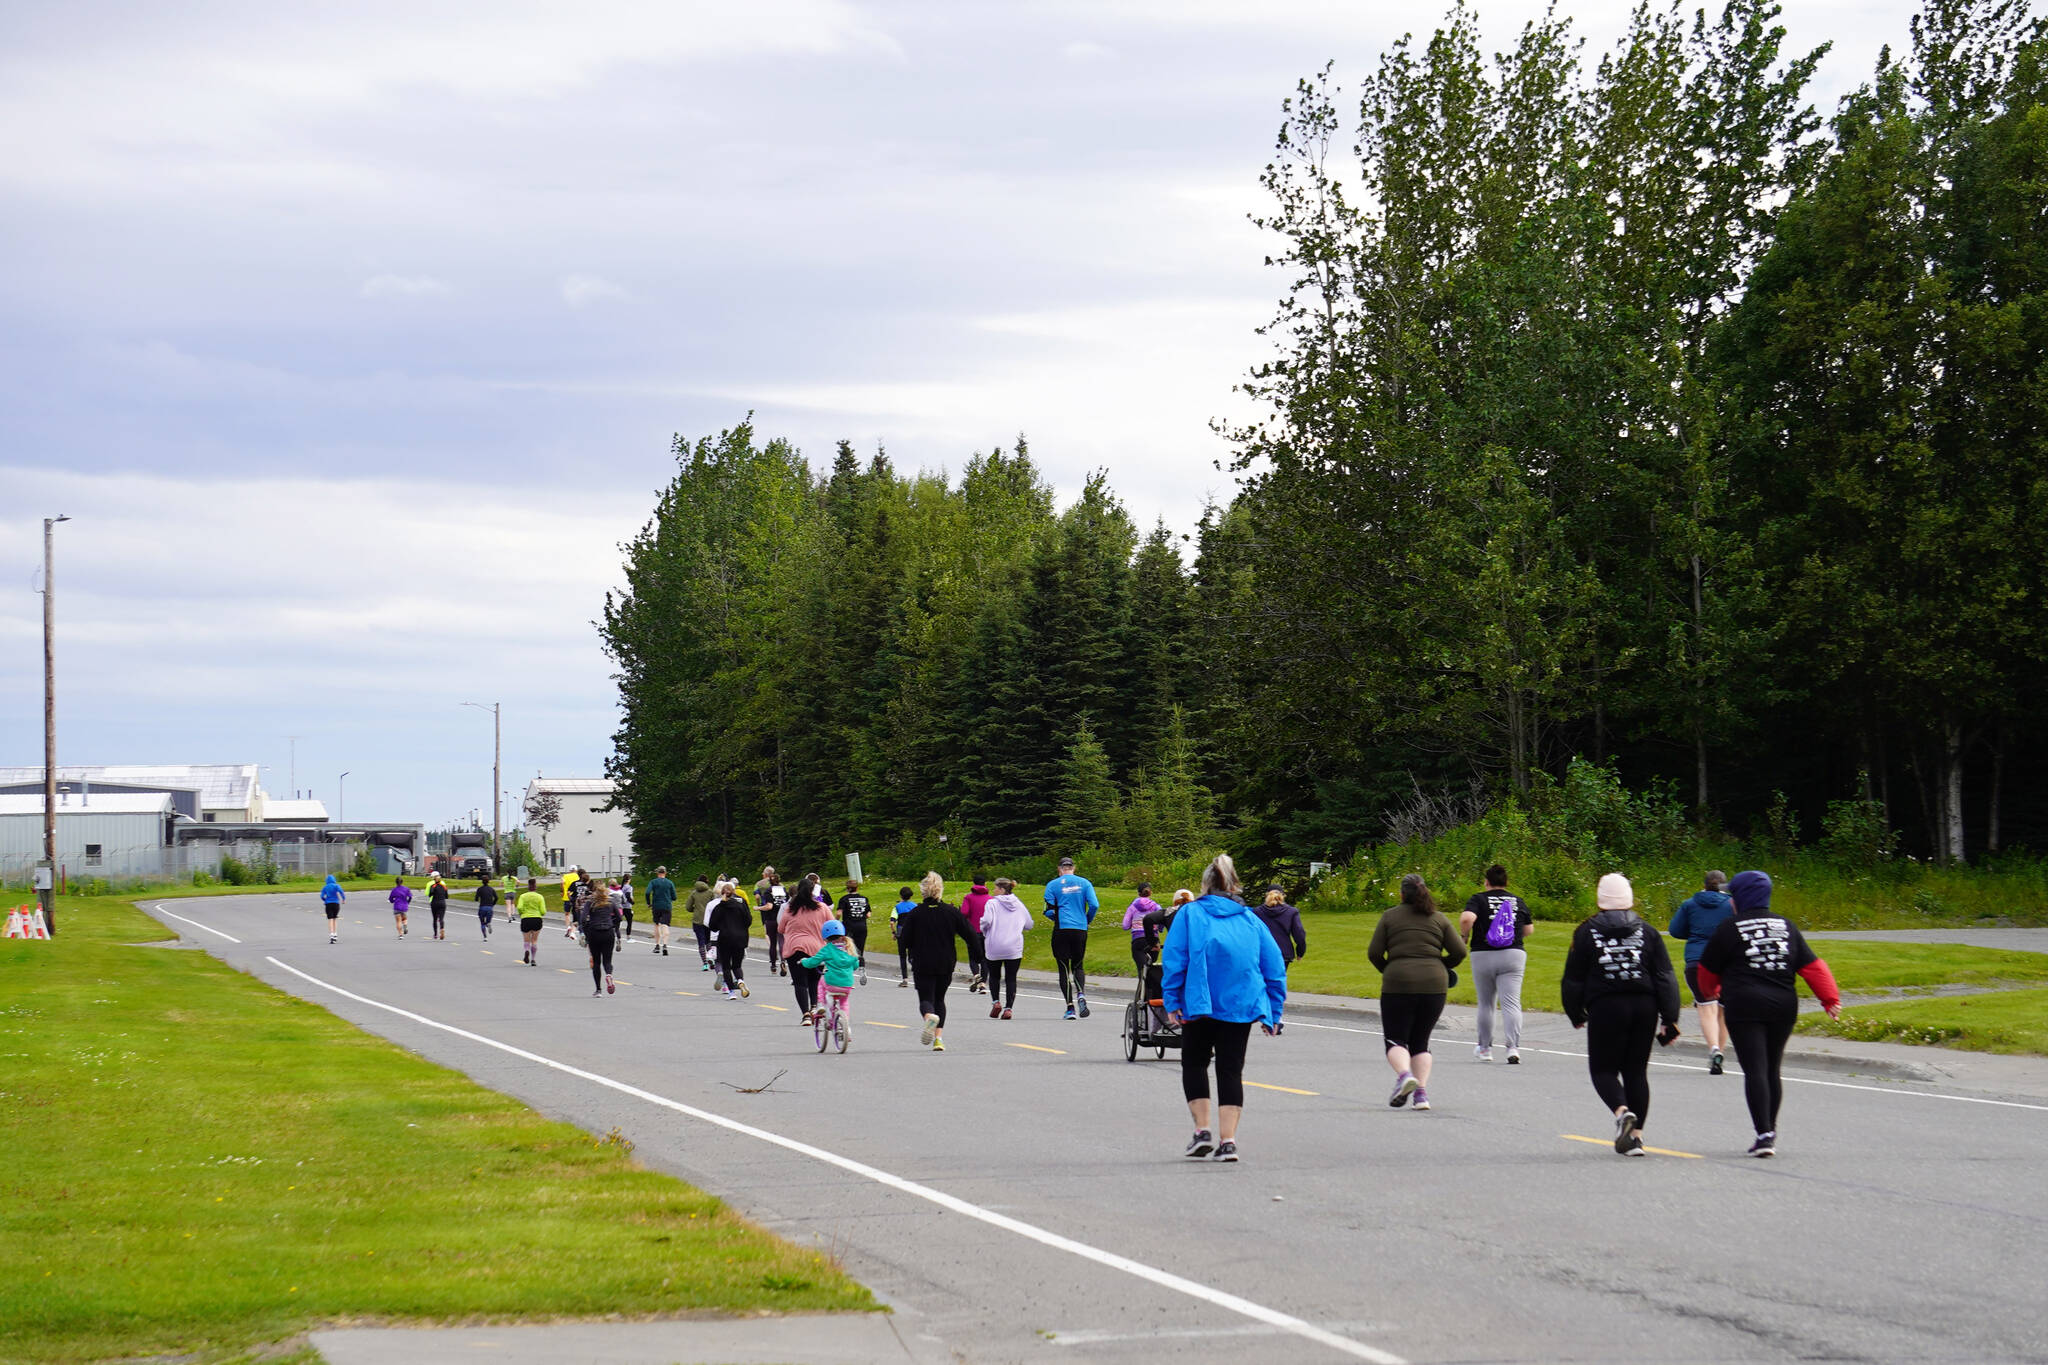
1160,893,1288,1027
1667,886,1734,965
1042,873,1100,929
320,875,345,904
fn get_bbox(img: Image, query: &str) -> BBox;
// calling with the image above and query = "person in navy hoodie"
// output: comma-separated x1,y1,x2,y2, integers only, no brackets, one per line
1698,870,1841,1157
1162,854,1288,1163
1668,870,1736,1074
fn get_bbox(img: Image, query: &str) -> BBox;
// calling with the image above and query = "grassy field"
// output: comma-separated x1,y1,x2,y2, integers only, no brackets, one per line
0,894,874,1365
1797,987,2048,1055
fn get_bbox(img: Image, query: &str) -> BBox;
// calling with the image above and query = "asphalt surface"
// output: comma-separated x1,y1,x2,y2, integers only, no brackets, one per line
145,896,2048,1365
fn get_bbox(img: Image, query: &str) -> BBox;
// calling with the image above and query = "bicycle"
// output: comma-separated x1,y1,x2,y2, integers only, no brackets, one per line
813,990,851,1054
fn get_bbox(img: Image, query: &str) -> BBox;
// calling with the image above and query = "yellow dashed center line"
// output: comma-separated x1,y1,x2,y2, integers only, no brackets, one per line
1007,1043,1066,1054
1562,1134,1703,1159
866,1020,909,1029
480,950,493,955
1244,1081,1318,1096
675,991,699,997
755,1003,788,1012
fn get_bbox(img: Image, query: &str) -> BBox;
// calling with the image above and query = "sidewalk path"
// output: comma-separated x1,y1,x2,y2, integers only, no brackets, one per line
315,1315,919,1365
1806,927,2048,954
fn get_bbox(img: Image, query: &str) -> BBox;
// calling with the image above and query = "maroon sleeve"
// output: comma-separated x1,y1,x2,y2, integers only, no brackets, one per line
1797,958,1840,1012
1696,963,1722,1001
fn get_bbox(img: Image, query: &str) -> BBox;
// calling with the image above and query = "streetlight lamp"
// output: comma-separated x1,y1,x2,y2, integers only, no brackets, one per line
338,771,350,823
460,702,501,872
39,514,70,936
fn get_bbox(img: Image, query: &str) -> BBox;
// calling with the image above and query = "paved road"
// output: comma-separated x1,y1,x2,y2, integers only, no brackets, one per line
1807,927,2048,954
146,896,2048,1365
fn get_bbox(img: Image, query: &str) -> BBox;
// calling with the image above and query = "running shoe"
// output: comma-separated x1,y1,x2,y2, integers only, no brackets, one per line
931,1037,945,1052
1506,1049,1521,1065
1184,1129,1216,1159
1388,1073,1419,1108
1213,1141,1238,1163
592,988,602,997
1063,1005,1077,1021
1614,1108,1639,1154
1412,1088,1431,1111
1474,1045,1493,1062
857,969,868,986
1077,995,1091,1019
1621,1134,1647,1157
920,1013,939,1047
738,981,750,999
1748,1132,1776,1158
330,934,337,944
989,1002,1002,1019
1710,1050,1725,1076
606,975,615,995
898,978,909,989
1001,1007,1013,1020
700,960,709,971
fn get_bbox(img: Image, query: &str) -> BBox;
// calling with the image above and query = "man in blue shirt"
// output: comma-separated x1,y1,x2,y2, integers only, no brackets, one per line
1043,857,1100,1019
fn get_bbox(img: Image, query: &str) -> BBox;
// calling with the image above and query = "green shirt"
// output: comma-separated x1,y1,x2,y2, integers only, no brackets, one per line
515,891,547,920
801,942,862,989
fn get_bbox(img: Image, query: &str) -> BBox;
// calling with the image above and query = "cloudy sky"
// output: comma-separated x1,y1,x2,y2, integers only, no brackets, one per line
0,0,1918,833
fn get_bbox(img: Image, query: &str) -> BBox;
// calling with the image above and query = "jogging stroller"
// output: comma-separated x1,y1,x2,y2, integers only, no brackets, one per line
1120,941,1182,1062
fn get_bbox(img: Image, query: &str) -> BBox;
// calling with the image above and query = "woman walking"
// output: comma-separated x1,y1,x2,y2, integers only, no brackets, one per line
980,877,1034,1019
1123,883,1164,973
755,867,789,976
960,878,992,992
1254,886,1307,967
1669,870,1737,1074
708,880,753,998
897,872,983,1052
1368,873,1466,1112
1698,870,1840,1157
516,878,546,965
581,879,621,996
1459,865,1533,1063
780,878,835,1022
1561,873,1682,1156
388,876,413,938
1162,855,1287,1162
319,874,345,942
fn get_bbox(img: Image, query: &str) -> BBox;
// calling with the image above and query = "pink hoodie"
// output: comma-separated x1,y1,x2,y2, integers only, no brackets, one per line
961,884,992,931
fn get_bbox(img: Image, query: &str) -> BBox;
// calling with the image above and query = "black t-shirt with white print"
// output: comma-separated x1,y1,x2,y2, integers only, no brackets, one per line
1699,911,1818,1016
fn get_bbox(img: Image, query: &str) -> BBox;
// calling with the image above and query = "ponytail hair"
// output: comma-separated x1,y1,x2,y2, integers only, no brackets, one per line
1400,872,1435,914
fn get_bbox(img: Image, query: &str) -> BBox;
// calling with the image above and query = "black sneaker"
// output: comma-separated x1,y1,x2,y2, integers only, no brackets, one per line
1621,1134,1648,1157
1709,1050,1725,1076
1076,994,1091,1019
1614,1108,1639,1154
1184,1129,1216,1159
1213,1141,1238,1163
1748,1132,1776,1158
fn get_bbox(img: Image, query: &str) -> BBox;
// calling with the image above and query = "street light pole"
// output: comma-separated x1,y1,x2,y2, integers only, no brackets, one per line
40,514,70,936
461,702,501,871
338,771,350,823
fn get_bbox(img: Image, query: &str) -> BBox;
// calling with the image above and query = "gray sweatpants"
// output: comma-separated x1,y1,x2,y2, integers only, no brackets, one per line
1472,947,1526,1050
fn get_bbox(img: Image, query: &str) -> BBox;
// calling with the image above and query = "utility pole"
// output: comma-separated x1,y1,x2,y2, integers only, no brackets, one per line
461,702,501,871
39,515,70,936
287,736,301,796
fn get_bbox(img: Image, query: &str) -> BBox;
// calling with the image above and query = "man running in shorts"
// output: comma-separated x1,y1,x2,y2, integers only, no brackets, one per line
1044,857,1100,1018
646,866,677,956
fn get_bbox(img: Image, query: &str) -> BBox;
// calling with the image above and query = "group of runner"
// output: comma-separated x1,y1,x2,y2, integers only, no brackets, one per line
316,849,1841,1160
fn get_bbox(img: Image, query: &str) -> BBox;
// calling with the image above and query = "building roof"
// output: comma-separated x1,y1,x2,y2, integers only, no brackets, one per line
527,778,615,795
261,798,329,822
0,793,175,816
0,764,258,809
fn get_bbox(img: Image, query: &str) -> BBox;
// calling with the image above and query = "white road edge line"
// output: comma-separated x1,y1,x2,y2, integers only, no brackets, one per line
150,904,242,944
263,956,1404,1365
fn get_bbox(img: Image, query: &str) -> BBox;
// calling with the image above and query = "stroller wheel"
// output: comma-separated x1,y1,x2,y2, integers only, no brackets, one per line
1123,1002,1140,1062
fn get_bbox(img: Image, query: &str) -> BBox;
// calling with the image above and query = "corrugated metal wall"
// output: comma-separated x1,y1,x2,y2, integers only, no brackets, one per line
0,810,169,880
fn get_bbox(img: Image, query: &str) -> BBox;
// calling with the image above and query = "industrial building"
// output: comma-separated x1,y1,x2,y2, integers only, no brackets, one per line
524,777,634,876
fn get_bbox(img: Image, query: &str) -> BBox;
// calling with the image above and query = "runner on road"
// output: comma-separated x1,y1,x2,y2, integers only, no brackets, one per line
425,873,450,940
646,866,677,957
517,879,546,965
1697,870,1841,1157
781,878,834,1023
560,868,579,939
1368,873,1465,1113
389,876,413,938
900,872,984,1053
320,874,345,943
474,876,498,939
980,878,1034,1019
1123,883,1164,974
685,875,715,970
709,879,753,998
1459,865,1533,1063
835,880,872,984
1562,873,1681,1156
756,867,789,976
614,878,634,941
960,878,992,993
1163,854,1287,1162
892,887,915,987
1043,857,1100,1019
581,878,621,996
1668,870,1736,1074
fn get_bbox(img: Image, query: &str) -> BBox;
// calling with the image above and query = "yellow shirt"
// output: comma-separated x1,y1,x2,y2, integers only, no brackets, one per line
516,891,547,919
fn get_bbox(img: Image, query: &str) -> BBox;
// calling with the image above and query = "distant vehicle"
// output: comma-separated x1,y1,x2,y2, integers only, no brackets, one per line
452,847,494,877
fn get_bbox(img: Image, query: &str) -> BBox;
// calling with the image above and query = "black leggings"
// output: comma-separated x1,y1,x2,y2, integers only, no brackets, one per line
1051,928,1089,1002
1585,994,1658,1125
430,907,446,933
1379,992,1446,1054
1131,939,1151,973
897,931,910,980
967,937,986,981
718,944,747,990
619,911,633,937
849,919,869,964
914,966,953,1026
1728,1002,1798,1134
692,923,712,960
788,958,822,1014
586,930,615,988
764,919,782,968
1181,1017,1254,1108
987,957,1021,1007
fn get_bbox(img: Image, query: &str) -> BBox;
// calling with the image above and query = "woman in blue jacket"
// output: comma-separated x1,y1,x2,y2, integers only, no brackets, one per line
1668,870,1735,1074
1162,854,1288,1163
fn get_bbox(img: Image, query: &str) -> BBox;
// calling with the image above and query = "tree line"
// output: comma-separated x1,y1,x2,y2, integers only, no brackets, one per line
603,0,2047,877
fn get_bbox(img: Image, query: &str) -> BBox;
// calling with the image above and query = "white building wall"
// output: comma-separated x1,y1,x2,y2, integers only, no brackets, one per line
546,796,634,877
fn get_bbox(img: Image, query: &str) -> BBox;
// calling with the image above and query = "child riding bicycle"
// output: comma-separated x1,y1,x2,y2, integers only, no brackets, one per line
801,920,861,1039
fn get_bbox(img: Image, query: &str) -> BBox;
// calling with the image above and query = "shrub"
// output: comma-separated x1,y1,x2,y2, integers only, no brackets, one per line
218,854,252,886
1821,782,1897,867
348,844,378,881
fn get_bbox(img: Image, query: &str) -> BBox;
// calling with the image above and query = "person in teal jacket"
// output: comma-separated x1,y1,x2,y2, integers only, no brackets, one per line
319,874,345,943
1162,854,1287,1163
1043,857,1101,1019
801,920,862,1033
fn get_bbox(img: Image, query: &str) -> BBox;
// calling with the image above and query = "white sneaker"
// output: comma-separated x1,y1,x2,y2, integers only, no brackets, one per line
920,1013,939,1047
1474,1045,1493,1062
1506,1048,1522,1064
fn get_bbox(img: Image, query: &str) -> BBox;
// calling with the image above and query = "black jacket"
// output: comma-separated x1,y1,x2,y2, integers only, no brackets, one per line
1256,901,1307,963
708,894,752,945
897,898,984,972
1561,909,1681,1027
580,897,620,936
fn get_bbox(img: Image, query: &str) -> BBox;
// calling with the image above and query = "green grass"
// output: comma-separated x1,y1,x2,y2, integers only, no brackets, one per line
0,895,875,1365
1797,987,2048,1055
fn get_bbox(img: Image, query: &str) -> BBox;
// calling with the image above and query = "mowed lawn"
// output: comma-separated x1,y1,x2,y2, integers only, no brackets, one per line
0,895,874,1365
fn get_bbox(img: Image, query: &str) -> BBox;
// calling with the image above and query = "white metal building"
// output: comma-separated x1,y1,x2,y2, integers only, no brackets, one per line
0,792,177,881
523,777,633,876
0,764,266,824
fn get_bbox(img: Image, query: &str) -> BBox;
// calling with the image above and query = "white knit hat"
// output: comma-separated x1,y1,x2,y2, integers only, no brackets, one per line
1596,872,1634,910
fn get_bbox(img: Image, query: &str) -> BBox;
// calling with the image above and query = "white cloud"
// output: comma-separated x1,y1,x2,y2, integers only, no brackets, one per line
360,273,452,299
1062,40,1115,62
559,273,627,308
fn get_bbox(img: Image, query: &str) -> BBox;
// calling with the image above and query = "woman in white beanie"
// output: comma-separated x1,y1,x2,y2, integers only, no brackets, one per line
1561,872,1682,1155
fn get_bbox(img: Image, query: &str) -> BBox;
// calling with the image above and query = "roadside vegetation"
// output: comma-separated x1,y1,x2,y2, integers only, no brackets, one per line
0,895,874,1364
